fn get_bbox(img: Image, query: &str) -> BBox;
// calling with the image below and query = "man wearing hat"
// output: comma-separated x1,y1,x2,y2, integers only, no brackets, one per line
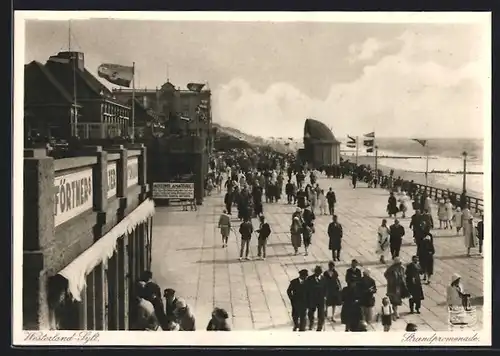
306,265,326,331
256,215,272,260
164,288,179,323
287,269,309,331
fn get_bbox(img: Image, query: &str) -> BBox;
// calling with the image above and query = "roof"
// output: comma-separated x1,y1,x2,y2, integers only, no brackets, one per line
25,61,74,104
304,118,340,143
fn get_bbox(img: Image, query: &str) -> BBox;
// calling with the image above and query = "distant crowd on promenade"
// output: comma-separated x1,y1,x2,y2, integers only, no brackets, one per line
141,148,482,332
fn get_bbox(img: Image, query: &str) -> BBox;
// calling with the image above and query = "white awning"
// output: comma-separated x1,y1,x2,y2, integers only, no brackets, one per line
58,199,156,301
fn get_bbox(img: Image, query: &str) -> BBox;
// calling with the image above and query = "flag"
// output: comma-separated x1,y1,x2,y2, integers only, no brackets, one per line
364,139,374,147
366,147,374,153
364,132,375,138
187,83,205,92
347,135,357,144
346,143,357,148
412,138,427,147
97,63,134,87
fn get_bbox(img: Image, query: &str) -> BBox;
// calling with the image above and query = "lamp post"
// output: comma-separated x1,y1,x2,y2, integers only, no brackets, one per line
374,145,379,180
462,151,468,194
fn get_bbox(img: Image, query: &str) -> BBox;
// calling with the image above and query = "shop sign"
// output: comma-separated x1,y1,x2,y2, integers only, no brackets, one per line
127,157,139,187
152,182,194,199
107,162,117,198
54,168,93,226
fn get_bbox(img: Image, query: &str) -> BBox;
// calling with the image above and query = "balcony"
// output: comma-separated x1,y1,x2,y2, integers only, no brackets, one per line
75,123,128,139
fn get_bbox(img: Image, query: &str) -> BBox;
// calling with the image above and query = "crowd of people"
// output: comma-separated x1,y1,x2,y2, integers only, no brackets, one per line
176,148,483,332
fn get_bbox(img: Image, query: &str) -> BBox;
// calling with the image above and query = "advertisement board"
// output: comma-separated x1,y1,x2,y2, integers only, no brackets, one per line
152,182,195,200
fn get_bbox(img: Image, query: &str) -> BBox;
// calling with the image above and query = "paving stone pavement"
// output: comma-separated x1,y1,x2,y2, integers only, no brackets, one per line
151,176,484,332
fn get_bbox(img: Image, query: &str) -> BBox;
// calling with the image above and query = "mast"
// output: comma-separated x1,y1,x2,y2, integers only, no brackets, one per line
131,62,136,144
69,20,78,138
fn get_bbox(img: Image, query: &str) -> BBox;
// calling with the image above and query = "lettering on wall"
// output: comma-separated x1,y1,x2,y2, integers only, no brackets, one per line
127,157,139,188
54,168,93,227
107,162,117,198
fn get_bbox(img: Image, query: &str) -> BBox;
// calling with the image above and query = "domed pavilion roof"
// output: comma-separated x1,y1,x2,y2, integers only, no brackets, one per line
304,118,340,143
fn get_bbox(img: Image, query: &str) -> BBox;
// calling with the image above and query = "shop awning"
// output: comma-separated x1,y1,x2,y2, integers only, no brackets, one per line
57,199,156,301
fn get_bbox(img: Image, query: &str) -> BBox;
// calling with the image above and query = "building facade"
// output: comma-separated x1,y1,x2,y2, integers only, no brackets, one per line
302,118,341,168
23,144,154,330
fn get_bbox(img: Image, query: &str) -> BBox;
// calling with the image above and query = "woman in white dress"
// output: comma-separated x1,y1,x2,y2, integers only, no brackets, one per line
437,199,448,229
318,189,327,215
444,198,454,230
398,192,410,218
453,207,463,235
463,216,477,257
376,219,391,264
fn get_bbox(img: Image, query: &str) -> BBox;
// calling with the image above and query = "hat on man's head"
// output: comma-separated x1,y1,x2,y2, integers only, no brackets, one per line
175,298,187,309
314,265,323,274
299,269,309,277
164,288,175,296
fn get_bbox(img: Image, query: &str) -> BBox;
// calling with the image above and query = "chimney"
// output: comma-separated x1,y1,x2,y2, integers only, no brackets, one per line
55,51,85,71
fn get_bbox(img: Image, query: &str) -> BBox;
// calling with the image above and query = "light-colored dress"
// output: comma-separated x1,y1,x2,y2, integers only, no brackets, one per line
453,211,463,229
463,218,477,249
438,203,447,221
376,226,390,255
445,202,454,221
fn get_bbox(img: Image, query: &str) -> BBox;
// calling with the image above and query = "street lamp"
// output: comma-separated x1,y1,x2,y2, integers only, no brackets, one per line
462,151,468,194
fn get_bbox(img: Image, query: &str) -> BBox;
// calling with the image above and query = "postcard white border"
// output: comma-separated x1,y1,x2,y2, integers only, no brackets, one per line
12,11,492,346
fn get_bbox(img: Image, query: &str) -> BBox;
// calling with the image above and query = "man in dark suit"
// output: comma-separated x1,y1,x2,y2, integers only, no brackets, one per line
306,266,326,331
389,219,406,259
287,269,309,331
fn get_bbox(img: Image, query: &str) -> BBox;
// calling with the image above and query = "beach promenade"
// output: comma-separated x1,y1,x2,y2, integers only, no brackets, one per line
150,176,484,331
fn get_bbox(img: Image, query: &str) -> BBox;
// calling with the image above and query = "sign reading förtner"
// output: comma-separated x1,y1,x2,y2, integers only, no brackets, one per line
107,162,117,198
127,157,139,187
153,182,195,199
54,168,93,227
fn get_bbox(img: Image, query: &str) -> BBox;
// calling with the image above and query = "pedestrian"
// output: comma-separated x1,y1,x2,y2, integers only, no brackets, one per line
318,189,327,215
326,187,337,215
206,308,231,331
422,209,434,231
464,216,477,257
218,209,232,248
453,207,463,235
287,269,309,331
340,279,362,331
309,187,318,214
302,223,313,256
328,215,343,261
447,273,470,311
174,298,196,331
134,282,161,331
359,269,377,324
376,296,394,332
238,217,253,261
383,257,408,319
389,219,405,259
377,219,390,264
352,171,358,189
476,214,484,257
418,232,435,283
256,215,271,260
290,216,303,255
345,259,362,286
323,261,343,322
438,199,448,229
387,192,399,217
285,180,294,204
306,266,326,331
445,198,454,229
398,191,410,218
409,210,424,247
406,256,424,314
296,187,308,209
164,288,179,324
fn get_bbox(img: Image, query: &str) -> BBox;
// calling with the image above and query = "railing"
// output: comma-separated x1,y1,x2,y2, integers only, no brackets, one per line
412,183,483,213
75,123,128,139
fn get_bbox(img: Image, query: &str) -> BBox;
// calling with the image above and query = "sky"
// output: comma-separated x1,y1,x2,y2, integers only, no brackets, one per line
22,14,490,139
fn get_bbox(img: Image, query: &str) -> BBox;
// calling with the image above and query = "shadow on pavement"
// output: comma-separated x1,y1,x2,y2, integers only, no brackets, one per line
177,245,220,251
196,258,243,265
267,242,291,247
435,254,471,261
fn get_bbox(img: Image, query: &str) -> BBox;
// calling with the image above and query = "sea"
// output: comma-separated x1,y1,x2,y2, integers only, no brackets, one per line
340,138,485,197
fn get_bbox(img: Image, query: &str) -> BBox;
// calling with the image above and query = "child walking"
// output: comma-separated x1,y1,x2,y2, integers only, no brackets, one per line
377,297,394,332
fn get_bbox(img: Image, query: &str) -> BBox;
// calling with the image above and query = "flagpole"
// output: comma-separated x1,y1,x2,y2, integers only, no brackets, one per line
355,136,359,166
131,62,135,144
425,145,429,186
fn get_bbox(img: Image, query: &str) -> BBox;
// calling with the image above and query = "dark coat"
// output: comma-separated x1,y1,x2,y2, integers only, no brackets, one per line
328,222,343,250
306,275,326,307
302,209,315,227
389,224,405,244
418,236,435,276
239,221,253,240
323,270,342,306
340,286,362,325
326,191,337,205
409,214,425,237
405,262,424,301
387,195,398,215
359,276,377,307
345,267,362,286
287,277,308,307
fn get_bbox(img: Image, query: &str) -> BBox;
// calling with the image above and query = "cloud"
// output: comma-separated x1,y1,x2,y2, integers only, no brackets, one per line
348,37,388,62
212,30,485,139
